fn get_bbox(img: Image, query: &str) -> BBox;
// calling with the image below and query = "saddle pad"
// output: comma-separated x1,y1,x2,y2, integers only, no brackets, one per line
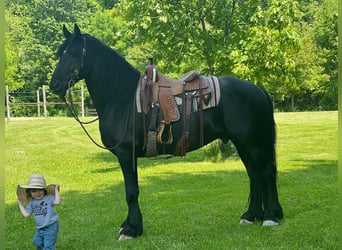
192,76,220,112
136,75,220,113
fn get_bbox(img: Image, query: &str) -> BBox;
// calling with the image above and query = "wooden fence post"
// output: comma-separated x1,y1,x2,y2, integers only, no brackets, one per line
37,89,40,117
42,85,47,117
5,86,89,118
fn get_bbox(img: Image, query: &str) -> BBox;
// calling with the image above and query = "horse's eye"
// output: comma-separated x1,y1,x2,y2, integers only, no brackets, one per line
63,50,67,54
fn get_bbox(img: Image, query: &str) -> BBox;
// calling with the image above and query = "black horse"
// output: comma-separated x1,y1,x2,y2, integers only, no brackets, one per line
50,24,283,240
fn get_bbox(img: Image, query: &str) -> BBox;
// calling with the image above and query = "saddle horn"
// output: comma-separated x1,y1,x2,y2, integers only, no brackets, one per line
148,57,154,65
145,57,158,83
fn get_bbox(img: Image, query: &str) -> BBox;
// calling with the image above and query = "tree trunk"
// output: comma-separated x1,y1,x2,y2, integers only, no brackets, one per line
291,94,295,111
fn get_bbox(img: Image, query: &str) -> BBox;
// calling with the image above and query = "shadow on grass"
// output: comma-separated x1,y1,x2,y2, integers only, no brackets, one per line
6,159,337,249
88,148,240,174
285,158,338,170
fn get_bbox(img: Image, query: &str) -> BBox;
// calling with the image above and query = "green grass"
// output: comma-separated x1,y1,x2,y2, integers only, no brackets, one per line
5,112,338,249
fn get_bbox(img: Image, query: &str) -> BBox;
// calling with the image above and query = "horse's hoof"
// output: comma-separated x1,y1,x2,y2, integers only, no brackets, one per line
262,220,279,226
118,234,134,241
118,228,134,241
239,219,254,225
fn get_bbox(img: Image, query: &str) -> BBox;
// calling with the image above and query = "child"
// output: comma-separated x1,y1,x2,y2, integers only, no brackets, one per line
17,174,61,250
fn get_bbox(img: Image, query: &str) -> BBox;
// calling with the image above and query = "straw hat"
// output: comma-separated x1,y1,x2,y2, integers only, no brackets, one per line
17,174,56,203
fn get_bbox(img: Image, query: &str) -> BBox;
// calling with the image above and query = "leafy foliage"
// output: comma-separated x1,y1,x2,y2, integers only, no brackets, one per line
5,0,338,112
203,139,238,162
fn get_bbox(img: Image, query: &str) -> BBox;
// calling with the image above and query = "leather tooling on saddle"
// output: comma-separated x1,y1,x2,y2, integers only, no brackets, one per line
136,59,220,157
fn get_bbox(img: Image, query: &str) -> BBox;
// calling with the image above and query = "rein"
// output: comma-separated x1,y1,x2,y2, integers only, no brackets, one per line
63,76,99,125
63,76,134,151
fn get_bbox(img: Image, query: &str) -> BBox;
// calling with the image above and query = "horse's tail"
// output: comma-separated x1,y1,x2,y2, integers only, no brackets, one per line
260,88,276,166
264,90,277,170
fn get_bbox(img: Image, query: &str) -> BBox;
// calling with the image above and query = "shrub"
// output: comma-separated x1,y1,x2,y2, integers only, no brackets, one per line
203,139,238,162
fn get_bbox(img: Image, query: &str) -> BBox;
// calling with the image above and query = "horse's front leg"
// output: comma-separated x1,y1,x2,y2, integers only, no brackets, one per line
117,153,143,240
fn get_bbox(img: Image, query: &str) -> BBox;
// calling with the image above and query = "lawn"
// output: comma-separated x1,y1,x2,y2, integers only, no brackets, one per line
5,111,338,249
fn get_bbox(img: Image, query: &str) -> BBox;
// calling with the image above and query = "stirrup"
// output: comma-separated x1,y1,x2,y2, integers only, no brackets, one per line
157,121,173,144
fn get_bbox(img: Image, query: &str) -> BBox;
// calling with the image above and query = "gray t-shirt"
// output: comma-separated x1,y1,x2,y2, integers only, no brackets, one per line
26,194,58,229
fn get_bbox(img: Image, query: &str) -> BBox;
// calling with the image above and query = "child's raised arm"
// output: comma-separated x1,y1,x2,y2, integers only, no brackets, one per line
17,199,31,218
54,185,61,205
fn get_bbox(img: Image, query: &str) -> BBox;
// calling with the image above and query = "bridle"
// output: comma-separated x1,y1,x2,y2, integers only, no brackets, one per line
62,36,99,125
61,35,135,152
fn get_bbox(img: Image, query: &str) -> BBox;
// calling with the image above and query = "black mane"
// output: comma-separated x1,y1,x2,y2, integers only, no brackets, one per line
81,34,141,114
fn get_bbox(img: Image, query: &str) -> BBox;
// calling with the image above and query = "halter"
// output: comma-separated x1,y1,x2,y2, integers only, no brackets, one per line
69,36,87,80
80,36,87,68
62,36,135,152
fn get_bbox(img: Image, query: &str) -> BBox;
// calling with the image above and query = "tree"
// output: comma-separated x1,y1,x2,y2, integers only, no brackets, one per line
5,1,32,90
311,0,338,110
115,0,258,76
230,0,329,110
5,0,337,113
5,0,98,92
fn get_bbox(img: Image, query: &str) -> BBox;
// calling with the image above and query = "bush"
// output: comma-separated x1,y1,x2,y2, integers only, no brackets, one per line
203,139,238,162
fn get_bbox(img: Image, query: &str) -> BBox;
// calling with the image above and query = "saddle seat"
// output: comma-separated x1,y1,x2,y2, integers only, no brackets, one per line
147,68,208,102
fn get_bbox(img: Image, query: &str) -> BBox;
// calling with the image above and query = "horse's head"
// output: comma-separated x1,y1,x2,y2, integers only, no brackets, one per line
50,24,87,98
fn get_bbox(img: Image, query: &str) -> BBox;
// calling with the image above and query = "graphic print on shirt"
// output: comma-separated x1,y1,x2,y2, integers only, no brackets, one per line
32,201,48,217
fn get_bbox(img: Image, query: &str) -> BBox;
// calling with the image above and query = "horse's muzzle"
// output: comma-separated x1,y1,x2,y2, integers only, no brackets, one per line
49,80,67,97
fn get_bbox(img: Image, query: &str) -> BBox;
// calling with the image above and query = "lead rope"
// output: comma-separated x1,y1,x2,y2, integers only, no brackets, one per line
65,77,99,125
63,77,133,151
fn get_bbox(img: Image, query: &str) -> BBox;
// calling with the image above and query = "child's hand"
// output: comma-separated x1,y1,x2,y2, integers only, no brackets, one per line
17,198,24,205
54,184,62,205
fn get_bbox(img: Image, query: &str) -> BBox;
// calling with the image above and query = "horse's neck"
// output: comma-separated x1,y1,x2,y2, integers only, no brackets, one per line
85,47,140,116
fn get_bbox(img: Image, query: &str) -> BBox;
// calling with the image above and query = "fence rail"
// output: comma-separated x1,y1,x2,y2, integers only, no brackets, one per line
5,85,94,121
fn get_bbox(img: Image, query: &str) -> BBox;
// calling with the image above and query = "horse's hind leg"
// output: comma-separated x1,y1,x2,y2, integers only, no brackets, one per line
233,141,264,223
233,140,283,225
260,160,283,225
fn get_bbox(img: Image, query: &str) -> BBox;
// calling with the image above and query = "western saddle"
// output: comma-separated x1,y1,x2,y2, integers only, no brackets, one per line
139,59,212,157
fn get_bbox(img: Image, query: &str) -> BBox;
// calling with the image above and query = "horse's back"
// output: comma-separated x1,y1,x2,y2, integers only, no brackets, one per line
219,76,271,106
217,76,275,139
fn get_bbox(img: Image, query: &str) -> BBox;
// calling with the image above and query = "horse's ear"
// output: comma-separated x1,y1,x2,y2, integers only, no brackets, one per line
63,24,72,38
74,24,81,36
